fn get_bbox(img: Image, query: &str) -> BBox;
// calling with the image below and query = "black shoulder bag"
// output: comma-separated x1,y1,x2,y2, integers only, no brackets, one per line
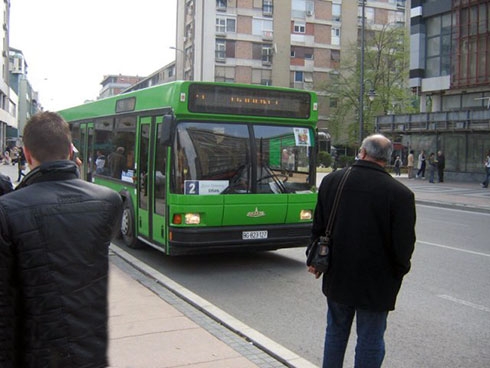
306,167,352,274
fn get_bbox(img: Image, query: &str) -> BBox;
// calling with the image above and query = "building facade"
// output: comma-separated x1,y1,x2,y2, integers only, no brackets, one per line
377,0,490,180
1,0,19,152
9,48,39,143
175,0,409,131
122,62,177,93
98,74,146,99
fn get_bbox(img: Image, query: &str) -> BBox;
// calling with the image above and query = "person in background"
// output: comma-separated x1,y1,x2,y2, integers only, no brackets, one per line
332,150,340,172
394,155,401,176
482,149,490,189
108,146,126,179
309,134,416,368
16,147,26,183
0,111,122,367
407,150,414,179
428,152,437,183
281,148,289,174
437,150,445,183
0,172,13,195
416,150,426,179
95,150,106,174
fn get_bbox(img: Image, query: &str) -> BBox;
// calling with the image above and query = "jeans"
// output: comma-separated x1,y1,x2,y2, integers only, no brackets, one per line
323,300,388,368
483,167,490,188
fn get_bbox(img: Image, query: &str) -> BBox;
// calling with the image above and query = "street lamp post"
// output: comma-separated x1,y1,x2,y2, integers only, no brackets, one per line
170,46,186,80
359,0,366,144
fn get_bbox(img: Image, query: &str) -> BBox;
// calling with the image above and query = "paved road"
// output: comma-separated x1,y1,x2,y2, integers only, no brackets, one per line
3,162,489,367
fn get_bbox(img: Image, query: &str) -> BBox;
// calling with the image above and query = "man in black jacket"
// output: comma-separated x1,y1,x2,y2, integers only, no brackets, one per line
309,134,416,368
0,111,122,368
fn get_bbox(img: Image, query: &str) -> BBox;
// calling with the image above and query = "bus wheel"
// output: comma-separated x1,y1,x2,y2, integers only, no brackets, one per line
121,201,141,249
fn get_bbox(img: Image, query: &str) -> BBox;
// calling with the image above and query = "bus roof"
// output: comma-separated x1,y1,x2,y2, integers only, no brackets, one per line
58,81,317,124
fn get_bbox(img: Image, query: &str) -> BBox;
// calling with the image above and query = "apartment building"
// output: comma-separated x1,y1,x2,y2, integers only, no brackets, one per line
98,75,146,99
377,0,490,180
9,48,39,142
175,0,408,131
123,61,177,93
1,0,18,151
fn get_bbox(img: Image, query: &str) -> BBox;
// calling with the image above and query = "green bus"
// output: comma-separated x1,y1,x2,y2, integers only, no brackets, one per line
58,81,318,255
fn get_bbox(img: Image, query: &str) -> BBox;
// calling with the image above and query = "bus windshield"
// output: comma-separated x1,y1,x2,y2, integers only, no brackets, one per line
172,122,314,195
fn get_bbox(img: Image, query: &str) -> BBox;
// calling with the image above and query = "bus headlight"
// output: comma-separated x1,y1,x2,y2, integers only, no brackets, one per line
185,213,201,225
300,209,312,220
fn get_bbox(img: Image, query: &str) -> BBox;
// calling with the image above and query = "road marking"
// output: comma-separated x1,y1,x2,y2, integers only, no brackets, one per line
418,240,490,258
438,295,490,313
417,204,490,215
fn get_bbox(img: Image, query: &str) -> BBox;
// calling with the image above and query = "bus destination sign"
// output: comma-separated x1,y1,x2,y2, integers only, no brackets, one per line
188,84,311,119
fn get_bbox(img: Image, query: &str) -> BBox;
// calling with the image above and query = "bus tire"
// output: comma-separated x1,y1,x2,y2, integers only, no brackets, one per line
121,200,141,249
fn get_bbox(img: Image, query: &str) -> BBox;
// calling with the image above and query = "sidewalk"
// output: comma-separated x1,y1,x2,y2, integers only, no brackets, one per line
1,162,488,368
393,173,490,213
108,251,266,368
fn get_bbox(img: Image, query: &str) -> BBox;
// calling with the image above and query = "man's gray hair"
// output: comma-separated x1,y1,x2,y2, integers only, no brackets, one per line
360,134,393,163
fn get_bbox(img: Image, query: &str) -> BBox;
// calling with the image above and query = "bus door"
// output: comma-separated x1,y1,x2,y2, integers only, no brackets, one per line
78,122,94,181
136,115,167,249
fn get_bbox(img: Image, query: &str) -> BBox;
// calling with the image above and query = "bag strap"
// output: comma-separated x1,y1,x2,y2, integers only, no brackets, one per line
325,166,352,238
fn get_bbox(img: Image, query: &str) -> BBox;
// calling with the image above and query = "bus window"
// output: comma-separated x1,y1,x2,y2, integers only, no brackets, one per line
139,124,150,210
106,116,136,181
93,118,113,176
254,125,313,193
154,124,167,216
172,122,250,194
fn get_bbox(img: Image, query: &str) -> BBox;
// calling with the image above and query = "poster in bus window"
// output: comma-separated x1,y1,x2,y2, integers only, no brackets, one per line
185,180,229,195
293,128,311,146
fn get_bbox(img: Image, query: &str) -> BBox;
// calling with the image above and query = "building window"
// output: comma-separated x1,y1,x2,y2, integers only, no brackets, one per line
294,22,306,33
262,45,273,64
454,2,490,87
216,17,236,33
292,0,314,18
397,0,406,9
425,13,451,78
295,71,304,82
332,3,341,22
331,28,340,46
217,0,226,11
263,0,273,16
216,39,226,61
253,18,273,37
261,79,272,86
331,49,340,62
291,46,313,60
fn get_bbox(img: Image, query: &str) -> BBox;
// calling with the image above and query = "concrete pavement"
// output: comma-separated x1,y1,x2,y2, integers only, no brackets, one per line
1,162,489,367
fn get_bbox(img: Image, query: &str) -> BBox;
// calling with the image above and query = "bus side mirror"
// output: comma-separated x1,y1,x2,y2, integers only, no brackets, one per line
160,114,174,146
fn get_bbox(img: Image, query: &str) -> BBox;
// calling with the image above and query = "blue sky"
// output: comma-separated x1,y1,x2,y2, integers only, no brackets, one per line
9,0,177,111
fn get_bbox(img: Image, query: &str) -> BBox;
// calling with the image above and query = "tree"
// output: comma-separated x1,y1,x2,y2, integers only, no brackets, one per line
324,25,416,146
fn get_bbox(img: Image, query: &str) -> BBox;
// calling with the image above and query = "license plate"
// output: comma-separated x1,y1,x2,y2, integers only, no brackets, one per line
242,230,268,240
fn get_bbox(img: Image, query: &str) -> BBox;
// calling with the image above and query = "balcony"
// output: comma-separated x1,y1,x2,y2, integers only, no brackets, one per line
376,109,490,133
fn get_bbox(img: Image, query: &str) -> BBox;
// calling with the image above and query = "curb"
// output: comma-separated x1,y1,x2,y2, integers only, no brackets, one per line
110,243,318,368
415,199,490,214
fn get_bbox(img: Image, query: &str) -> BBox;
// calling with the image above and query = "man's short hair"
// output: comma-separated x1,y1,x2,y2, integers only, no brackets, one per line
23,111,72,163
361,134,393,163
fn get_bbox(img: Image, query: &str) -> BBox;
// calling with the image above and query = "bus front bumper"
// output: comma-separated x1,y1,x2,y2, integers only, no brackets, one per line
167,223,312,255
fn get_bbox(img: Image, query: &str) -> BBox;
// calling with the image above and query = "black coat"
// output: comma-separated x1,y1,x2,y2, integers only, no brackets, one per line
0,160,122,367
312,160,416,311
